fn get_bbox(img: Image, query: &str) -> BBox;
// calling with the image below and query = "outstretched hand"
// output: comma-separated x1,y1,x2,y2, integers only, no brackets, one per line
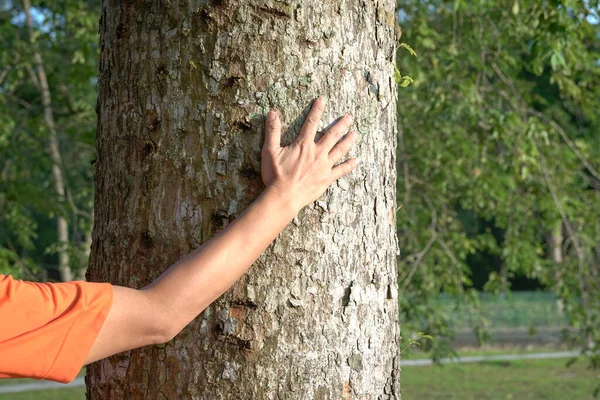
261,96,358,213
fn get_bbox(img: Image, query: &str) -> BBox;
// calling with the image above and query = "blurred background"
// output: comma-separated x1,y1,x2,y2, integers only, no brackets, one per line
1,0,599,398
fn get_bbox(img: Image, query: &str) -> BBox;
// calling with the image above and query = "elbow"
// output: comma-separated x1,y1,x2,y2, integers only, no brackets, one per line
153,311,208,345
140,289,182,345
154,312,206,345
154,327,179,345
151,314,184,345
140,287,207,345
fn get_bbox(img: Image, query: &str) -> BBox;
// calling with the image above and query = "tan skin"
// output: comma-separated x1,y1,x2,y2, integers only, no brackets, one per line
84,97,358,364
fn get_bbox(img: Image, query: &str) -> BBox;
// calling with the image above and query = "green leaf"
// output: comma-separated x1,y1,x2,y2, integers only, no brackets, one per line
394,64,402,83
511,0,519,16
400,42,417,57
418,332,435,341
399,76,414,87
550,51,566,71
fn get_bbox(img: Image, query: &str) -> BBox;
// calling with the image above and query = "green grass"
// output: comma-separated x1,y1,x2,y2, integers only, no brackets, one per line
0,369,85,400
0,369,85,387
0,388,85,400
402,357,600,400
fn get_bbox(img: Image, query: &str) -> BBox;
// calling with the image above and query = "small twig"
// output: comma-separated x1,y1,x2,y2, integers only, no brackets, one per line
0,66,11,86
7,93,33,110
529,108,600,181
55,83,85,116
401,234,436,293
491,62,600,181
65,186,92,219
401,202,438,292
25,65,40,91
437,236,465,292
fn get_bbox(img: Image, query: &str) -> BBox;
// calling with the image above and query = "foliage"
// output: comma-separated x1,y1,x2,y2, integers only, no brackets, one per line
396,0,600,366
0,0,99,280
401,331,435,355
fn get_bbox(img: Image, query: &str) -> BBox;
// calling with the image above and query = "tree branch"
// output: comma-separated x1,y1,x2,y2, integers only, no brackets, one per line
436,236,465,292
491,62,600,181
536,138,595,347
0,66,11,87
529,108,600,181
400,202,437,293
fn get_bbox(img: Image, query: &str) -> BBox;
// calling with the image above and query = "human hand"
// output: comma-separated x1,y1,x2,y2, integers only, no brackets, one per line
261,96,358,213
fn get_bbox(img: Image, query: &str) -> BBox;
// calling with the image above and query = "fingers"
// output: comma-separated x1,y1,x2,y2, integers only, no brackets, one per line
329,130,358,182
298,97,326,143
329,131,357,163
319,114,353,151
263,110,281,152
331,158,359,181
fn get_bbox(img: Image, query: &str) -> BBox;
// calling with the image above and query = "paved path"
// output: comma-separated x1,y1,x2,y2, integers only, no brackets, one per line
402,350,581,366
0,351,582,394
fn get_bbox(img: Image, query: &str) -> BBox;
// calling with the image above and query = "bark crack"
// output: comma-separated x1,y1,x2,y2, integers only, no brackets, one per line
252,3,293,19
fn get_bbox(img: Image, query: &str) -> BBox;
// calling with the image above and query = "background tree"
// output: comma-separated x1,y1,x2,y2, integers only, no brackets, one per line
396,0,600,363
0,0,99,281
86,0,400,398
22,0,72,281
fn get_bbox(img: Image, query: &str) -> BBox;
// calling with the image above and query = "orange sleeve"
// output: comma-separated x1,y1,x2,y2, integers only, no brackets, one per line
0,274,113,383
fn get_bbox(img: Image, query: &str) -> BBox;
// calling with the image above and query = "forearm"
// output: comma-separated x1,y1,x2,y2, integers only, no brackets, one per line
141,186,298,337
84,187,297,364
84,99,356,364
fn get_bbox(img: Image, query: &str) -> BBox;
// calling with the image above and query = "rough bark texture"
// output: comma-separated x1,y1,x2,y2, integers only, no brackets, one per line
87,0,399,398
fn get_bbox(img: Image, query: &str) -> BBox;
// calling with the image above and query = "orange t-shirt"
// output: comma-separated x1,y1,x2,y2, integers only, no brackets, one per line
0,274,113,383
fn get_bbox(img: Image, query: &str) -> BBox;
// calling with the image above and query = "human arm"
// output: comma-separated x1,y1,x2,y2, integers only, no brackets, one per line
84,97,357,364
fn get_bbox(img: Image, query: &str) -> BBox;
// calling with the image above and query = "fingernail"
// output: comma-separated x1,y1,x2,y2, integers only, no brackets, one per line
320,96,327,104
268,110,277,121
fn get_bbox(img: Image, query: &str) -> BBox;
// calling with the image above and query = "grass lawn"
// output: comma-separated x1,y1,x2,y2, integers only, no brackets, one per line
0,388,85,400
0,369,85,400
0,368,85,387
402,357,600,400
2,357,598,399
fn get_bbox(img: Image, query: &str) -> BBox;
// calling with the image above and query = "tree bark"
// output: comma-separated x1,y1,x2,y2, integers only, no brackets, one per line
87,1,399,398
23,0,73,282
549,222,563,265
547,222,564,314
78,210,94,281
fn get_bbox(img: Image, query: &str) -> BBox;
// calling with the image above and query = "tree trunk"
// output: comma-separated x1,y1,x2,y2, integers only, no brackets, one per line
549,222,563,265
547,222,564,314
23,0,72,282
87,1,400,398
78,211,94,281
